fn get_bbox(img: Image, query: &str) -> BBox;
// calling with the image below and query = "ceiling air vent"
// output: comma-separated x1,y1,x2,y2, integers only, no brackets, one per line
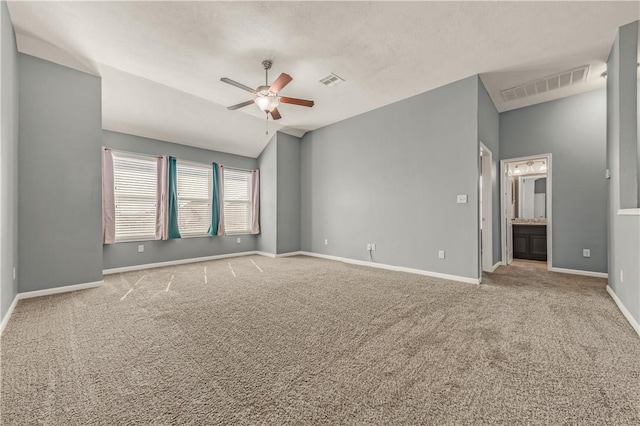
319,73,345,87
500,65,590,102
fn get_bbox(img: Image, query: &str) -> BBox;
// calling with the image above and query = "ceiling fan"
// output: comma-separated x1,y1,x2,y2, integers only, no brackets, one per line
221,60,314,121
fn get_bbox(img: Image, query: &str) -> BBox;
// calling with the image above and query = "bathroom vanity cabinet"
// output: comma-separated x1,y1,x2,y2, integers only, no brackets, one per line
512,224,547,261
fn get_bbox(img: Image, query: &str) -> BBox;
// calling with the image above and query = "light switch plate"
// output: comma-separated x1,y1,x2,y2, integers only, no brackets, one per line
583,249,591,258
456,194,467,204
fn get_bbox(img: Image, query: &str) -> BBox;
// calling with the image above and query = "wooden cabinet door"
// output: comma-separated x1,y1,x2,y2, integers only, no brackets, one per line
513,234,529,258
530,235,547,261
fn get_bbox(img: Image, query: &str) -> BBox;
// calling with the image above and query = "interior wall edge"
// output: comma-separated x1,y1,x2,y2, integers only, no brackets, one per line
606,285,640,338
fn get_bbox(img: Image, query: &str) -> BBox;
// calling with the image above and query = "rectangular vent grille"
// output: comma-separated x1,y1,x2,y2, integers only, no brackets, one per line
319,73,345,87
501,65,590,102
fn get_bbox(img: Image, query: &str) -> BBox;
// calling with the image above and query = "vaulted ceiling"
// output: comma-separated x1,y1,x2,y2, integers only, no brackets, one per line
7,1,639,157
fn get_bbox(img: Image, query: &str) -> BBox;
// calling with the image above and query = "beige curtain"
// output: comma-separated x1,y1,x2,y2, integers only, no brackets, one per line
217,165,225,236
250,169,260,234
102,147,116,244
156,156,169,240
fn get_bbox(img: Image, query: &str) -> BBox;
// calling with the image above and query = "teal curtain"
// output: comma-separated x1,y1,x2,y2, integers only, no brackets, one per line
208,163,220,236
168,156,181,239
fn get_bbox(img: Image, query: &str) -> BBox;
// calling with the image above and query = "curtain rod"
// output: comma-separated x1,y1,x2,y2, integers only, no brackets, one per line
105,146,256,171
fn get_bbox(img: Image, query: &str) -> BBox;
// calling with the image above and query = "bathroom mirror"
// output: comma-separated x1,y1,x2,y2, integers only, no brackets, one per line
518,175,546,219
506,159,548,221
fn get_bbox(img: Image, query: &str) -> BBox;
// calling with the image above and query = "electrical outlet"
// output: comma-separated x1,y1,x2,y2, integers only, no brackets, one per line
324,239,328,245
372,243,376,251
13,267,16,280
438,250,445,259
620,270,624,283
366,243,372,251
582,249,591,258
138,245,144,253
456,194,467,204
237,237,241,244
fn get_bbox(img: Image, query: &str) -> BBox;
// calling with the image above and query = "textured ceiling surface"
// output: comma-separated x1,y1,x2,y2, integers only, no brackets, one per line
7,1,640,158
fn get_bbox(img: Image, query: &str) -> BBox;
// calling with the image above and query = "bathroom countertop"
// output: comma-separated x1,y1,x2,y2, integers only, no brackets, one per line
512,221,547,226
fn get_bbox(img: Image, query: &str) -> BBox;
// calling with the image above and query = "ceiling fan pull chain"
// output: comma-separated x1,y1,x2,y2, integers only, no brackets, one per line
265,112,269,135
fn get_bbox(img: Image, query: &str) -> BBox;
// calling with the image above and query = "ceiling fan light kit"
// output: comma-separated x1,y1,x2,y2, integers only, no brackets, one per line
221,60,315,127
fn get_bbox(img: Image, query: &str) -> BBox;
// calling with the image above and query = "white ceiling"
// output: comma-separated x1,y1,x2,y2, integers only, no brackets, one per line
7,1,640,158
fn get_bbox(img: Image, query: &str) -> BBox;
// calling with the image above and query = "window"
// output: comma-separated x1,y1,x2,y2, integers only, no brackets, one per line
177,161,212,236
113,151,157,242
223,168,253,234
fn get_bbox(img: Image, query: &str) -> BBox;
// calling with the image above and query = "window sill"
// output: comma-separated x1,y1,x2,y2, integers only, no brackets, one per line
110,237,157,244
180,234,213,239
617,208,640,216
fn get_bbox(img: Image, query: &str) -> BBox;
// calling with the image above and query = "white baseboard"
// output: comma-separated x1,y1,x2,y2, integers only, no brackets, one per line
275,251,304,258
256,251,276,258
606,285,640,338
18,280,104,299
550,267,608,279
297,251,480,285
0,294,19,335
256,251,304,258
1,280,104,335
103,251,258,274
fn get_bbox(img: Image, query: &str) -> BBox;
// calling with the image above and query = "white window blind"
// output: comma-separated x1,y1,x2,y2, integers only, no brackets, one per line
113,152,157,242
177,161,212,236
223,168,252,234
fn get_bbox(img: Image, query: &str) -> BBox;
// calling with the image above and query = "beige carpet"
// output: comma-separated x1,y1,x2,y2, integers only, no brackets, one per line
1,255,639,425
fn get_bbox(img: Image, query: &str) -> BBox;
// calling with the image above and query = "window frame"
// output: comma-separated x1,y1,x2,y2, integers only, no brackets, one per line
176,159,213,238
112,150,158,243
223,167,254,236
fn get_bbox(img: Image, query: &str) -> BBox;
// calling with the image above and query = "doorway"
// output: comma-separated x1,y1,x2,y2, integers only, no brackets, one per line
500,154,552,270
479,143,493,280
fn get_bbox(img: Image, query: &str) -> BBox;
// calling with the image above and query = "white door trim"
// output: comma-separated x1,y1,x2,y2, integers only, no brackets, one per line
500,153,553,271
479,142,493,277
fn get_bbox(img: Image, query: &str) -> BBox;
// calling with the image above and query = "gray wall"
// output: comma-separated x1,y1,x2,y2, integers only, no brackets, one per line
276,132,301,254
500,89,608,273
256,131,302,255
301,76,480,280
478,77,501,267
102,130,258,269
615,22,639,210
606,21,640,325
1,0,19,319
257,134,277,254
19,54,103,292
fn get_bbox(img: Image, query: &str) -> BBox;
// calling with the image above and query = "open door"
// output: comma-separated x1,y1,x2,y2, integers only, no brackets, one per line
501,154,552,270
506,173,514,265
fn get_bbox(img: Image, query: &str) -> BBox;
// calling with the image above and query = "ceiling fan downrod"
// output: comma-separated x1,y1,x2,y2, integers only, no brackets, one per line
263,60,273,135
262,60,272,86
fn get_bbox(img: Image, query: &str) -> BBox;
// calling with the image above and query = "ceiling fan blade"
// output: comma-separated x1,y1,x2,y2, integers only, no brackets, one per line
220,78,257,94
280,97,314,107
227,99,255,110
269,73,292,93
270,108,282,120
